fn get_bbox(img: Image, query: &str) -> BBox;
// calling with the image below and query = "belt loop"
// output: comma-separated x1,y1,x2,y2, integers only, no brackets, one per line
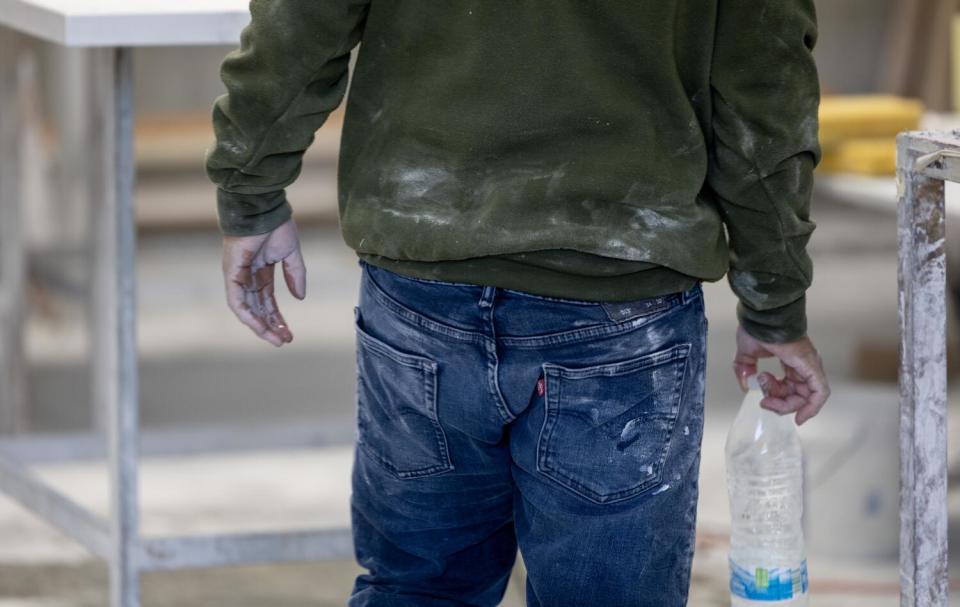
478,285,496,308
682,282,701,304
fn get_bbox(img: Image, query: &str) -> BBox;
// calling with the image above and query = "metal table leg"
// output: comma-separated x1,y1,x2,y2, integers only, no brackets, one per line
90,45,141,607
0,36,356,607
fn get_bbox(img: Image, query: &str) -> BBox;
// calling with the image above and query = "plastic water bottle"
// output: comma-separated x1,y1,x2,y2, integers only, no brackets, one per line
726,374,808,605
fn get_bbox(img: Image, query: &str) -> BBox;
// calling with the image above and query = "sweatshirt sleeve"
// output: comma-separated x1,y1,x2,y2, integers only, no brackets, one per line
707,0,822,343
205,0,370,236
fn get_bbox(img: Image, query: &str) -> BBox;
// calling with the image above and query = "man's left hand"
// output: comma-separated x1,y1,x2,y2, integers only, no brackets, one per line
732,325,831,425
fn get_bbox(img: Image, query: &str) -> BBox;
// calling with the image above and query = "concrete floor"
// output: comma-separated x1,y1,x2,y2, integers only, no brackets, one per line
3,190,960,605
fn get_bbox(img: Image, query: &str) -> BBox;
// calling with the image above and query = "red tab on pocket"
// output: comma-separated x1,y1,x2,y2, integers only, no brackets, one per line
536,376,545,396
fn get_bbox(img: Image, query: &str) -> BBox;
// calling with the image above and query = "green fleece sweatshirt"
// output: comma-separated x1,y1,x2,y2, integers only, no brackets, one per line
205,0,821,343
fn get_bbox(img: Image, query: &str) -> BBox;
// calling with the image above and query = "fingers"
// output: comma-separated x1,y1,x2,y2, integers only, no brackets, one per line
757,371,802,414
226,275,282,347
248,263,291,346
782,365,812,398
282,247,307,300
732,344,759,392
778,348,828,425
733,325,773,392
760,394,808,416
794,359,830,425
257,268,294,343
224,252,286,347
732,359,757,392
223,233,307,347
731,322,831,424
757,371,787,397
757,348,830,425
245,277,286,347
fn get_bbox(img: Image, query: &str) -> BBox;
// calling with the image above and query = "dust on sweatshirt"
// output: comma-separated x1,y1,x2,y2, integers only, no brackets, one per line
205,0,821,343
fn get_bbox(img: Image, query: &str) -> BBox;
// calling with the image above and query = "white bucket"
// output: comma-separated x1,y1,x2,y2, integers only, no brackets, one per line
798,381,899,561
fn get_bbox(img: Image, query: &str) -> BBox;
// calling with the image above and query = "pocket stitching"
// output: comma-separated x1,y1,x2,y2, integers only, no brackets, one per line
536,343,692,504
500,304,688,349
543,342,691,379
355,321,435,370
354,311,454,479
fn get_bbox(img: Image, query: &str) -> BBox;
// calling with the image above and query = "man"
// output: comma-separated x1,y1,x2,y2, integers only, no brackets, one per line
205,1,830,605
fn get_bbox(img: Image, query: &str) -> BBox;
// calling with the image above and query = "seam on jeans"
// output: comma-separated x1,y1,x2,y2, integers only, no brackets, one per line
682,281,703,305
423,351,454,478
535,365,561,485
535,343,692,504
498,299,691,348
364,263,486,344
483,309,516,424
487,339,515,424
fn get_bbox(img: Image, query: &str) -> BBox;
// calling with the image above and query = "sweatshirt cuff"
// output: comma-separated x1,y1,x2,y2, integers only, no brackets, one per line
737,294,808,344
216,188,293,236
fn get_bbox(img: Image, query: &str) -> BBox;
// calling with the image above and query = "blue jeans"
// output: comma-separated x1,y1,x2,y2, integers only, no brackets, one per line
348,259,708,607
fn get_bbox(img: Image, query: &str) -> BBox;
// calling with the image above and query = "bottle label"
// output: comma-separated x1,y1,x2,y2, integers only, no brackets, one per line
729,557,808,601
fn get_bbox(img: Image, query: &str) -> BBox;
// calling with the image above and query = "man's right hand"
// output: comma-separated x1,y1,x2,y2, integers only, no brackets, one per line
221,217,307,347
732,325,830,426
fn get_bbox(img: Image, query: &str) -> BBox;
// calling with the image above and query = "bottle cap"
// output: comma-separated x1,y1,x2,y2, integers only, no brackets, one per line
746,374,761,391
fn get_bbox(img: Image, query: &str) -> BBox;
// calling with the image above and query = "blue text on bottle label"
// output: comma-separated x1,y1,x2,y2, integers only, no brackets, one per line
729,557,808,601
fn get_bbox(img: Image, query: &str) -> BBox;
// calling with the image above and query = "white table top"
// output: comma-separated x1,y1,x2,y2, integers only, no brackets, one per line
0,0,251,47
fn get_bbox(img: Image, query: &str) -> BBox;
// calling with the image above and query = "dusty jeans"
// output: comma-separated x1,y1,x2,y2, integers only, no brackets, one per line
348,258,708,607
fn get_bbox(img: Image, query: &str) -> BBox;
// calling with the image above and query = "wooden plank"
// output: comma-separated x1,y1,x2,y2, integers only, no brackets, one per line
139,528,354,571
0,450,111,559
897,132,950,607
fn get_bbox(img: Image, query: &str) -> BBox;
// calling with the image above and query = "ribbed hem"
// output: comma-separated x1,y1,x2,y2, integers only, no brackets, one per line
216,188,293,236
737,295,807,344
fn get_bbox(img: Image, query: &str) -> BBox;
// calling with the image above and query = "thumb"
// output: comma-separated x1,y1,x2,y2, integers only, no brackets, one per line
281,246,307,300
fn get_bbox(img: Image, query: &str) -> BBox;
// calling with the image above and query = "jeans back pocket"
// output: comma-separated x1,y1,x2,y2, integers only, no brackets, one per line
354,306,454,479
537,342,691,504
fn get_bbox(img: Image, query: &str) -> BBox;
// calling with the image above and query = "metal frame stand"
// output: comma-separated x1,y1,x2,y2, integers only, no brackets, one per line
897,131,956,607
0,30,353,607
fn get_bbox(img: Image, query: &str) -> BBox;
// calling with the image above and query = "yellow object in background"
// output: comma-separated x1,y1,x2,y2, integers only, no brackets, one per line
817,95,924,175
819,96,924,149
817,138,897,176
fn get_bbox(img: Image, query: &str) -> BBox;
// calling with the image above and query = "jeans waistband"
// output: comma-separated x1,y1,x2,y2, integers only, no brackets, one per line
358,257,700,316
598,282,699,323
